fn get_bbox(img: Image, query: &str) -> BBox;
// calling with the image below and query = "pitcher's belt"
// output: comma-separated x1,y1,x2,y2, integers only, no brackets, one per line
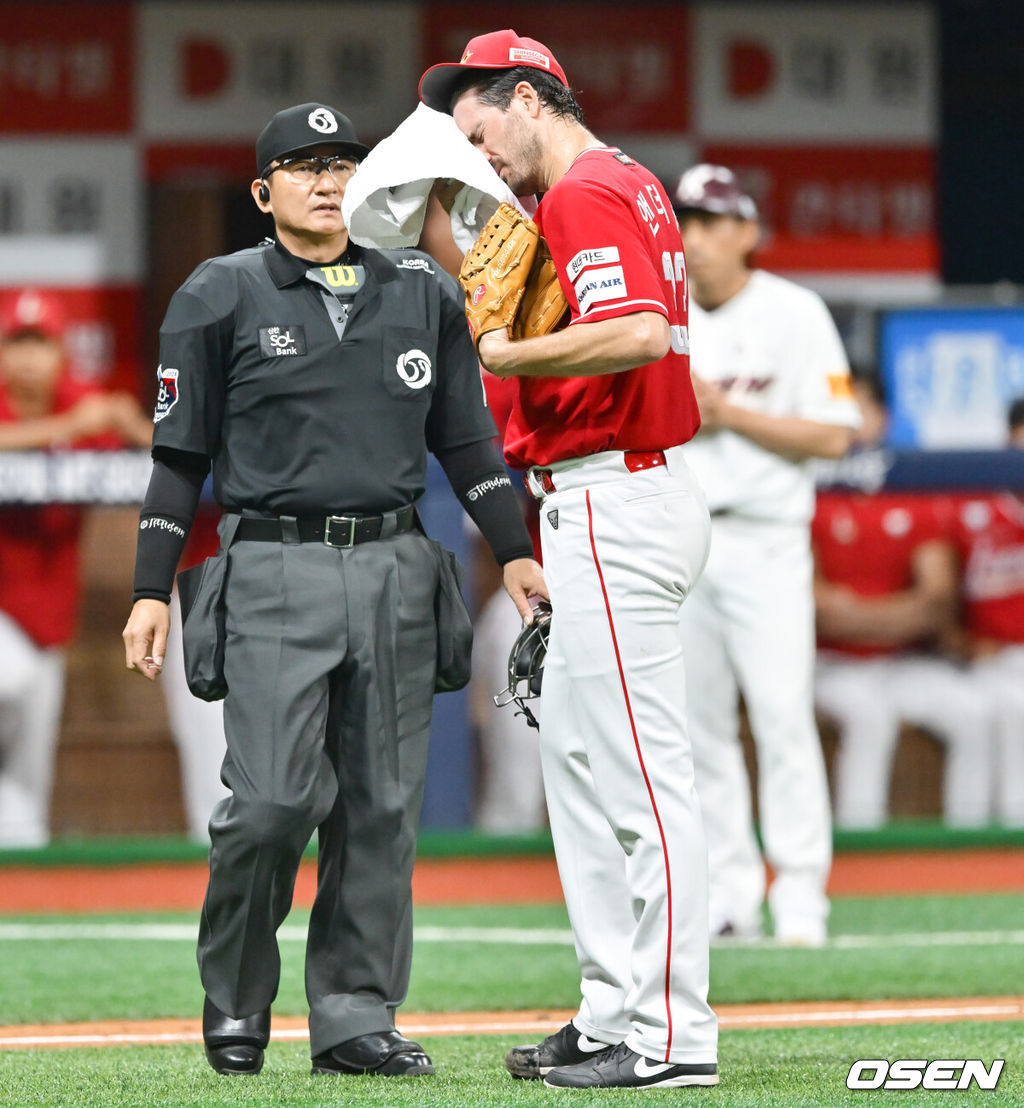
526,450,667,498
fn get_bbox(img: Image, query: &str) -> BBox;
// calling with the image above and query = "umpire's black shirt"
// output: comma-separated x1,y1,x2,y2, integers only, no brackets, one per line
153,239,496,514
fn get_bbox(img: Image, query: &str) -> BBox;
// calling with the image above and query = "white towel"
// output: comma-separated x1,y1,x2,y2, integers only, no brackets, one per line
342,103,535,253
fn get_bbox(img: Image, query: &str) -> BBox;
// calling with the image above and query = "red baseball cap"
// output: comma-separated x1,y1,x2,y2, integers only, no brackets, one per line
0,289,67,340
419,28,568,114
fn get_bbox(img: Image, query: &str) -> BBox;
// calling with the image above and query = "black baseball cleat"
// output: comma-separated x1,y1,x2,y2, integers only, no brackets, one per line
311,1030,434,1076
505,1021,616,1079
202,996,271,1075
544,1041,719,1089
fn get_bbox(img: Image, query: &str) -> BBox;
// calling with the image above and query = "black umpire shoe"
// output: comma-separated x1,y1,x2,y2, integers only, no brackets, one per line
544,1041,719,1089
311,1030,434,1076
505,1021,616,1079
202,996,271,1075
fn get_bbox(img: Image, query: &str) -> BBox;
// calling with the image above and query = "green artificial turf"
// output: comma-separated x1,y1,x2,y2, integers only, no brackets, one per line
1,1024,1020,1108
1,821,1021,867
1,893,1021,1106
0,895,1021,1026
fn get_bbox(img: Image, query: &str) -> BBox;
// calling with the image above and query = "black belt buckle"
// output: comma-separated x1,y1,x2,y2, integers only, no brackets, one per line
324,514,358,548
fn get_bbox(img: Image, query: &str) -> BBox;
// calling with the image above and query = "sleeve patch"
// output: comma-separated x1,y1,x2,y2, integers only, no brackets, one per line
828,373,854,399
154,366,179,423
567,246,621,282
573,265,628,315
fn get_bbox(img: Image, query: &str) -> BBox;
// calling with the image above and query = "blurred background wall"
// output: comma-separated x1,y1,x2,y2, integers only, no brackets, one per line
1,0,1020,834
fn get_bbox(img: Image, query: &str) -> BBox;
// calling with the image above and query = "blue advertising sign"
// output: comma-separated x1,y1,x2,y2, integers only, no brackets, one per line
879,307,1024,448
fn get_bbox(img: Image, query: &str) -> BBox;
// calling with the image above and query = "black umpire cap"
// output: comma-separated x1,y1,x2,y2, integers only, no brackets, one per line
255,103,370,175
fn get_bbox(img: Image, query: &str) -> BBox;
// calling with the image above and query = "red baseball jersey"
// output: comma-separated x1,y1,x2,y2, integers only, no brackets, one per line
0,375,121,648
812,491,949,657
502,147,699,469
946,493,1024,644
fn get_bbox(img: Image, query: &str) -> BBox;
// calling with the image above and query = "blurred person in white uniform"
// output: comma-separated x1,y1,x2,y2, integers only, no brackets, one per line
671,165,860,945
814,374,993,829
943,398,1024,827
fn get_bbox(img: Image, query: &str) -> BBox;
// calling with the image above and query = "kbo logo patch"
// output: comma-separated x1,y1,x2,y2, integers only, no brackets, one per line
154,365,179,423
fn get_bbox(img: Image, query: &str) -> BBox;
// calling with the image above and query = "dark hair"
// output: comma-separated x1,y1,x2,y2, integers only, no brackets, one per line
448,66,584,123
1008,395,1024,431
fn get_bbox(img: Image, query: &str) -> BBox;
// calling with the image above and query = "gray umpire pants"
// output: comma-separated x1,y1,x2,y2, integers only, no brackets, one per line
196,520,439,1057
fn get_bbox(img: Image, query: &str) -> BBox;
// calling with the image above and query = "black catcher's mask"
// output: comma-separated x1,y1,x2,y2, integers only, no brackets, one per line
493,601,552,731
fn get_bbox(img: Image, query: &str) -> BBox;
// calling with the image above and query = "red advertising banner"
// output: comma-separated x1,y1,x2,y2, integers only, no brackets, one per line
0,3,133,133
700,145,937,273
145,144,254,183
423,3,691,132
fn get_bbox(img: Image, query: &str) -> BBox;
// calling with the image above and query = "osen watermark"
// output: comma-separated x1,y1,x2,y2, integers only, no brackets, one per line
847,1059,1004,1091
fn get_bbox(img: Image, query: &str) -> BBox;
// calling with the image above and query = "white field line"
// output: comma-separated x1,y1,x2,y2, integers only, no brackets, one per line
3,1002,1024,1049
0,923,1022,949
721,1001,1024,1027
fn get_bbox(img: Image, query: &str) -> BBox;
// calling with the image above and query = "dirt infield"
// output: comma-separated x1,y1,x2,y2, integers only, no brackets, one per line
2,997,1022,1051
1,848,1022,913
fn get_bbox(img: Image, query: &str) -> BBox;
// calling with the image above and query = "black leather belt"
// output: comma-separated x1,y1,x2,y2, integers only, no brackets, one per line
235,505,416,548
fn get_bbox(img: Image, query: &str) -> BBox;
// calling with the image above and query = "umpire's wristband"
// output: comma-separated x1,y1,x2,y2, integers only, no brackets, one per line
131,514,189,604
459,473,535,566
437,439,537,565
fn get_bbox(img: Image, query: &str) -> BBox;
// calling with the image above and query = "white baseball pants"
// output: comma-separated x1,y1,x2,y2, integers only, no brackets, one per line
678,517,831,937
968,647,1024,826
0,611,65,847
533,446,717,1065
816,652,995,829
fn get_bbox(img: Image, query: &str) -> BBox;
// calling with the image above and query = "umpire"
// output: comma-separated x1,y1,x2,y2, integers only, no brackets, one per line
122,103,546,1078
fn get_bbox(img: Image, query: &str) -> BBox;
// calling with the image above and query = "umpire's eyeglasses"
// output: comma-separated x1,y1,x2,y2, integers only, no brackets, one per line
263,155,358,185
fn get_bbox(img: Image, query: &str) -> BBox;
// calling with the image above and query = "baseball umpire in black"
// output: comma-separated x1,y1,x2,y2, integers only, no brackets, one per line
122,103,546,1078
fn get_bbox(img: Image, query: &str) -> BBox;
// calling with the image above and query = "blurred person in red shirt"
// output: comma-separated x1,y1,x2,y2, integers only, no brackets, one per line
943,397,1024,827
0,289,151,846
812,374,993,829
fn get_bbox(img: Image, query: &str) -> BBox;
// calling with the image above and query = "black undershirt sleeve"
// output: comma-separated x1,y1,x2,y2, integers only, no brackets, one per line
435,439,535,566
131,451,210,603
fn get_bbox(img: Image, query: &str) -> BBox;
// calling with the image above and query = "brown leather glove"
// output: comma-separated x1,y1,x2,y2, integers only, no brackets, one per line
459,202,568,349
